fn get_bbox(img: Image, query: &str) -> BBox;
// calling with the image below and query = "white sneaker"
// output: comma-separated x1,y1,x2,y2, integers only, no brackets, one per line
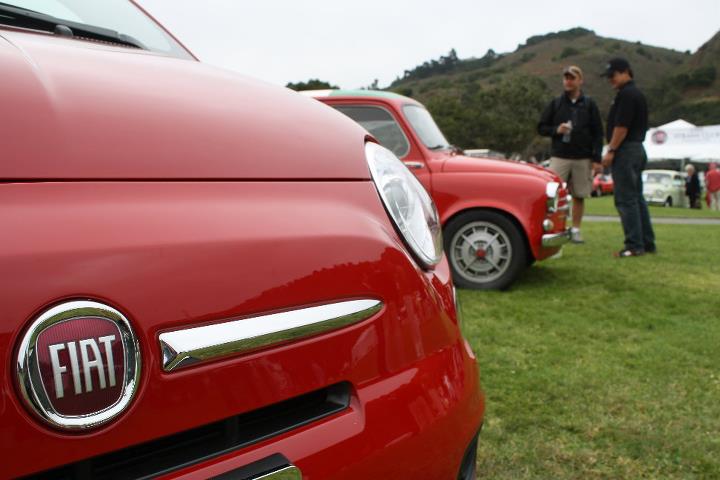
570,228,584,244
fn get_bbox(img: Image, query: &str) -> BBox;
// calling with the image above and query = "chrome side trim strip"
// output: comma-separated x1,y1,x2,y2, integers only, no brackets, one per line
159,299,383,372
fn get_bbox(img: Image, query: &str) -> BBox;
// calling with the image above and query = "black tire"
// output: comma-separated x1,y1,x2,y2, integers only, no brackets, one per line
443,210,527,290
664,196,673,207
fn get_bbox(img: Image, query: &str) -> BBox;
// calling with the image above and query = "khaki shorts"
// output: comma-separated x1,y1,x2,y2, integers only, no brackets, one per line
549,157,592,198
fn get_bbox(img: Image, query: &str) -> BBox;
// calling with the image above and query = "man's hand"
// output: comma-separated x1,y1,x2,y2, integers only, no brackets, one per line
556,122,572,135
592,162,603,174
602,151,615,168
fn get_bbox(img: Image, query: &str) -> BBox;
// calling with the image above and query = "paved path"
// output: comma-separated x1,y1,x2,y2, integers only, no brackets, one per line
585,215,720,225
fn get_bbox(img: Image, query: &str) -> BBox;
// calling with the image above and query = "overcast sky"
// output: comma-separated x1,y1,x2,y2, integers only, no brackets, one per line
139,0,719,89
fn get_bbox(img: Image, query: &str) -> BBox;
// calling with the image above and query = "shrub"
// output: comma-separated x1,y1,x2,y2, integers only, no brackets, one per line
559,47,581,59
636,47,653,59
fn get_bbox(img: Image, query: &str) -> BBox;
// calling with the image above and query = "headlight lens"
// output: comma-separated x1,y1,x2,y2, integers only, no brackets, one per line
365,142,442,269
546,181,560,212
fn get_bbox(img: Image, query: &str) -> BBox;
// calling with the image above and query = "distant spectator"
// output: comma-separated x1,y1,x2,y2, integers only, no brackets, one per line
538,65,604,244
685,164,701,209
706,162,720,211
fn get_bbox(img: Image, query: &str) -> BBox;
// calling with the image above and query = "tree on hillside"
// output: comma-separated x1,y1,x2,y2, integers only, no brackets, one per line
286,79,338,91
424,76,548,156
647,66,720,124
363,79,380,90
398,49,460,82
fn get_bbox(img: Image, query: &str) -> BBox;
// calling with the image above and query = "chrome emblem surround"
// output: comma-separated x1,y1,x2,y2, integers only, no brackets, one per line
16,300,141,430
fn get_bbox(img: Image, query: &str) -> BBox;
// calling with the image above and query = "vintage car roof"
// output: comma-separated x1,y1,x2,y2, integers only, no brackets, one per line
301,89,422,105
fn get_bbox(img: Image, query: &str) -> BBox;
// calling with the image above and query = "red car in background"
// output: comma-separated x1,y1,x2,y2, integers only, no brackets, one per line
592,173,614,197
307,90,571,290
0,2,483,479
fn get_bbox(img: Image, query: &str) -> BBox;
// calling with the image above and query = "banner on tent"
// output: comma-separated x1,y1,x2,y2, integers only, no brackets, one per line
650,125,720,145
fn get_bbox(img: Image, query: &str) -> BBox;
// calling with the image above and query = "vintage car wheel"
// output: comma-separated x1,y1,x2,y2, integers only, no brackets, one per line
664,196,673,207
444,211,527,290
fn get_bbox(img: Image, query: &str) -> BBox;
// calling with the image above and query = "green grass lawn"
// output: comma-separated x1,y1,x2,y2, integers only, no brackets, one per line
463,222,720,479
586,195,720,218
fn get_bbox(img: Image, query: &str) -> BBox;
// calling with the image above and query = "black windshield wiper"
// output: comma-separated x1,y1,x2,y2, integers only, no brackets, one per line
0,2,145,50
427,144,450,151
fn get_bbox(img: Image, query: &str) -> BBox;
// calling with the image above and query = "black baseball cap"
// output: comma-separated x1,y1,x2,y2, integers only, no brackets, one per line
601,58,631,77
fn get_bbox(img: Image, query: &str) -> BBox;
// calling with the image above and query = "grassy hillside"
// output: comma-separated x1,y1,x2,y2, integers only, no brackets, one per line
387,28,719,157
650,31,720,125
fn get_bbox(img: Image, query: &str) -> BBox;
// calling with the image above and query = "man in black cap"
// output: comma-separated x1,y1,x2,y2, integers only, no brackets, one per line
601,58,656,257
538,65,604,244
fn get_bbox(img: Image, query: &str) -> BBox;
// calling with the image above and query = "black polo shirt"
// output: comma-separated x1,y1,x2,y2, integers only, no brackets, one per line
606,80,648,143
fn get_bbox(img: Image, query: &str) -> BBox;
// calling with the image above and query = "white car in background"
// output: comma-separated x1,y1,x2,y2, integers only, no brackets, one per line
642,169,687,207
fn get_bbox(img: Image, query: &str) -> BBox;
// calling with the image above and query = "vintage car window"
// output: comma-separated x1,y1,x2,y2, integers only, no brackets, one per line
402,104,450,150
643,172,672,185
334,105,410,158
4,0,193,59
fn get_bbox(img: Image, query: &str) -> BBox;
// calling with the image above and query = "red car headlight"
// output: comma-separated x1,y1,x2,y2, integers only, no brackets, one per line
365,142,443,269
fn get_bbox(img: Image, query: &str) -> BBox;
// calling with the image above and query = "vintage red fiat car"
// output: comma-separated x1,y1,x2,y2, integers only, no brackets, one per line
592,173,615,197
0,2,483,479
307,90,571,290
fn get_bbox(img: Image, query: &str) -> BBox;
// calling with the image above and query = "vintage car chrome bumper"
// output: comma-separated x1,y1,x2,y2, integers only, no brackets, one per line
542,228,571,247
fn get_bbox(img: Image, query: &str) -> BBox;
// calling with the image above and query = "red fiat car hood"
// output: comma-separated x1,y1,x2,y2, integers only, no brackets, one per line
440,153,558,181
0,30,369,180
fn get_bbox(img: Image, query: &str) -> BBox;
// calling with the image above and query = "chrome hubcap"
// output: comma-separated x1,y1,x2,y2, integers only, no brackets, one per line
450,221,512,283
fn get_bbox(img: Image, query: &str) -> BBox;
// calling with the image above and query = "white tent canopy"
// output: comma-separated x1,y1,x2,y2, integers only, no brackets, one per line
657,119,696,129
644,119,720,163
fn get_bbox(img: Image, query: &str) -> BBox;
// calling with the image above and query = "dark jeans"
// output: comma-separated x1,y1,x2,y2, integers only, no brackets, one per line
689,194,701,209
611,142,655,251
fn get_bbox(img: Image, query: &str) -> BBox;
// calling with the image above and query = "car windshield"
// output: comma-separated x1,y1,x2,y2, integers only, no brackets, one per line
642,173,672,185
402,104,450,150
0,0,192,59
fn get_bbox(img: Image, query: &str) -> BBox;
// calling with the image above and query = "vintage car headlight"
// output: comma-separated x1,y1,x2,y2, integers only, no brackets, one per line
546,181,560,212
365,142,442,269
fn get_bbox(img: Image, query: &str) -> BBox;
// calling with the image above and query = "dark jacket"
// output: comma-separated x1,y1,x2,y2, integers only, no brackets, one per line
538,92,604,162
686,173,701,197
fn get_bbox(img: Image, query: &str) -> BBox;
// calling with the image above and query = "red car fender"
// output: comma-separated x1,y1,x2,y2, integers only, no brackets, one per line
432,172,553,261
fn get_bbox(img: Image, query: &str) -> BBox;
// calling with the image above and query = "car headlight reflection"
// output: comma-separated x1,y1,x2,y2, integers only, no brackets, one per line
365,142,442,269
545,181,560,212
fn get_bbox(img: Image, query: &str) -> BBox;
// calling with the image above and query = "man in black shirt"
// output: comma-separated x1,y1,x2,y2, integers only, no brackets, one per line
538,65,604,243
601,58,656,257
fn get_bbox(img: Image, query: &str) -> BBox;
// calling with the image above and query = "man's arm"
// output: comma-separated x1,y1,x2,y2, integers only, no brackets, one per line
537,99,557,137
602,90,634,168
601,127,628,168
589,100,605,173
589,100,604,163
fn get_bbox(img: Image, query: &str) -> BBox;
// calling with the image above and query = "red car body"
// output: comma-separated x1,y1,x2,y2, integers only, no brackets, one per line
0,3,483,479
593,173,614,196
308,91,571,290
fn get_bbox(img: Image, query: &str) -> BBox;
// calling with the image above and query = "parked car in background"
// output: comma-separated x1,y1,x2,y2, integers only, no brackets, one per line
0,2,484,479
642,169,687,207
306,90,571,290
592,173,614,197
